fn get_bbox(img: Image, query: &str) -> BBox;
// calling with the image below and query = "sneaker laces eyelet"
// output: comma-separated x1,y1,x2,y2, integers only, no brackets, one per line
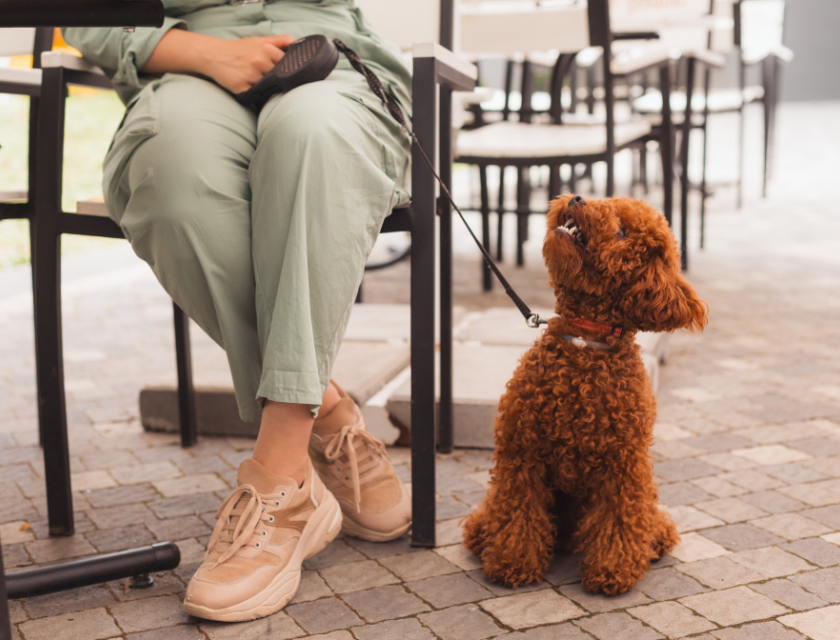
275,500,281,507
255,541,262,549
268,515,275,523
261,530,267,537
280,491,287,498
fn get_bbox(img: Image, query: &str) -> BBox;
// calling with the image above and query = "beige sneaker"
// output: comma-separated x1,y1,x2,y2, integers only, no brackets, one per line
310,382,411,542
183,458,341,621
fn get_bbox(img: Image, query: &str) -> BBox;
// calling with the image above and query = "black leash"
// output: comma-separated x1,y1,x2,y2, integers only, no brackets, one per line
334,39,547,329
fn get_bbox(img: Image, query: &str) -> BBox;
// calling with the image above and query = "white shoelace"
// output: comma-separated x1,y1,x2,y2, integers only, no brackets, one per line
206,484,275,566
323,423,389,512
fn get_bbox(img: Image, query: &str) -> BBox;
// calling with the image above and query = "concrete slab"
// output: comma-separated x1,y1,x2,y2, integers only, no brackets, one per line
345,303,467,343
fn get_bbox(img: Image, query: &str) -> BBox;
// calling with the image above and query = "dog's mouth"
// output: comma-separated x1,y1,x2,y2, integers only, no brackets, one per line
556,212,587,248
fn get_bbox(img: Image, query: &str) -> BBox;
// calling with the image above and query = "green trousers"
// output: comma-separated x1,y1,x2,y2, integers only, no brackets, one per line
104,69,411,421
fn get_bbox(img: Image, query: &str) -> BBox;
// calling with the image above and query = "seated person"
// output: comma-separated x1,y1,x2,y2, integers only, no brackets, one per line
64,0,411,621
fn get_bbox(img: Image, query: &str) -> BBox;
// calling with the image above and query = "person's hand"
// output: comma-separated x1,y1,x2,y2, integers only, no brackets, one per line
198,35,296,94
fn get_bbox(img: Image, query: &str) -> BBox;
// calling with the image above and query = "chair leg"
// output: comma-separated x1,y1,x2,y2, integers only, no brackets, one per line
173,303,198,448
515,167,528,267
679,57,696,271
33,66,73,537
700,122,709,250
548,164,560,201
1,529,13,640
479,165,493,292
659,63,675,230
495,166,506,262
640,144,649,195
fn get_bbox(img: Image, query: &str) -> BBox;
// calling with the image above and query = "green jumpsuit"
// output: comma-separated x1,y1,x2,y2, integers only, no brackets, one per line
63,0,412,421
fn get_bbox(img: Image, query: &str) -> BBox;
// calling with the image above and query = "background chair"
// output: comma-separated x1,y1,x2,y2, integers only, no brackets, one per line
454,0,676,289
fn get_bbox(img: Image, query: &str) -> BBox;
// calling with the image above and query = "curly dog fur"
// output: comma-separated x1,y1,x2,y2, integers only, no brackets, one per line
463,195,707,595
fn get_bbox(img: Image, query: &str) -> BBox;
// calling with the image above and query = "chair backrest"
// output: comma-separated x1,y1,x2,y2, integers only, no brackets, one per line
0,27,54,67
739,0,784,53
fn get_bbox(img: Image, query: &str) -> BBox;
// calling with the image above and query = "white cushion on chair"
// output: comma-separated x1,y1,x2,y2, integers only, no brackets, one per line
455,120,652,160
633,86,765,114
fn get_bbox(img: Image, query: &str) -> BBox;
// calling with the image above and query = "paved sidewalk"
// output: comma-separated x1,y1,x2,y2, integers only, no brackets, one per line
2,102,840,639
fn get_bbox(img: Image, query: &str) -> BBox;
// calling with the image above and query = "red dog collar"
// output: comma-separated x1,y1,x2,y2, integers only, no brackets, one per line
568,318,626,339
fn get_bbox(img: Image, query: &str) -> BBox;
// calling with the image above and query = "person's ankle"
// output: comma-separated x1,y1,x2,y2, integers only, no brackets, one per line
318,382,342,419
252,456,307,486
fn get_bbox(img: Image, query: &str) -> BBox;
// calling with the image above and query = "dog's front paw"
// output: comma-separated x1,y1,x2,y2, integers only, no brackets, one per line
581,567,642,596
481,551,546,589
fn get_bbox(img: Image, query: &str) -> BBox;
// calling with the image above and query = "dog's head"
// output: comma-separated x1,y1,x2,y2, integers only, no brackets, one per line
543,195,707,333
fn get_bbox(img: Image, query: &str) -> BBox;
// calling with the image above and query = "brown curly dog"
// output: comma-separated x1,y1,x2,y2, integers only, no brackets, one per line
462,194,707,595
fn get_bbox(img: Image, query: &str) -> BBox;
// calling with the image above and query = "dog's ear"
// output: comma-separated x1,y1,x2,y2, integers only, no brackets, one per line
620,258,708,332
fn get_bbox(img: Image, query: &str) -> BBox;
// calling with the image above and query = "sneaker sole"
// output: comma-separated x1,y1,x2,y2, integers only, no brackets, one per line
183,490,342,622
341,516,411,542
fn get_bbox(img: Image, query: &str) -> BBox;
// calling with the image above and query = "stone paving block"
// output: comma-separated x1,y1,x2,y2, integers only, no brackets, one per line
146,515,211,541
691,477,748,498
651,440,705,460
659,482,713,506
750,578,828,611
718,470,784,492
289,570,333,605
636,567,708,601
340,584,430,622
503,624,597,639
787,438,840,458
85,485,158,508
418,603,504,640
730,546,813,579
1,543,31,568
466,569,550,596
435,544,484,571
406,572,493,608
711,620,808,640
84,503,158,529
575,611,664,640
739,490,807,514
670,532,729,563
70,470,118,492
479,590,585,629
559,582,651,612
176,455,233,477
147,492,221,519
683,434,754,453
780,479,840,507
803,505,840,529
778,604,840,640
782,537,840,567
305,632,354,640
679,586,789,626
751,513,831,540
699,524,784,551
676,556,763,589
303,539,366,569
320,559,400,594
629,600,717,638
85,525,155,553
761,463,829,485
700,453,760,473
804,456,840,479
544,554,583,586
669,505,725,532
436,496,472,520
655,459,720,483
153,473,228,498
110,594,189,632
695,498,768,524
379,549,460,581
7,601,25,624
126,625,206,640
199,612,305,639
18,607,121,640
20,584,116,620
111,461,182,485
286,597,362,634
25,535,96,563
437,517,467,547
0,521,34,545
789,566,840,603
731,445,811,466
342,534,420,560
352,618,435,640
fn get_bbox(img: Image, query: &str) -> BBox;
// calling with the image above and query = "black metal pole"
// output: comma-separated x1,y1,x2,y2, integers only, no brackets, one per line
6,543,180,599
173,303,198,448
33,65,74,537
0,537,11,640
438,85,454,455
679,56,696,271
659,62,674,227
411,57,438,548
480,165,492,292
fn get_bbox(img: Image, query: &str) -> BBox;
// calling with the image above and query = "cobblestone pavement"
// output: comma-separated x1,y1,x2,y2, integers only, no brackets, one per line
2,102,840,639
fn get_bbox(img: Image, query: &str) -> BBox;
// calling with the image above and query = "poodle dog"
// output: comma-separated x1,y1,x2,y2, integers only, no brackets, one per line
463,194,707,596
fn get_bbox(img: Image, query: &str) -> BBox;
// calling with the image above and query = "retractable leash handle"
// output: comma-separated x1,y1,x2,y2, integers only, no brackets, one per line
236,36,547,329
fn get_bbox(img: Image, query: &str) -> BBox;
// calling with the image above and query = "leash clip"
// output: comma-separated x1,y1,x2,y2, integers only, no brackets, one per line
526,313,547,329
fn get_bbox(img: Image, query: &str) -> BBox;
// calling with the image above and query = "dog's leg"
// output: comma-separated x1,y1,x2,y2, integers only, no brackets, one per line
463,456,554,588
650,498,680,560
576,460,662,595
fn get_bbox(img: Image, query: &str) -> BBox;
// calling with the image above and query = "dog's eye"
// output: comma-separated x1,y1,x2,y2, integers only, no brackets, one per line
616,228,626,238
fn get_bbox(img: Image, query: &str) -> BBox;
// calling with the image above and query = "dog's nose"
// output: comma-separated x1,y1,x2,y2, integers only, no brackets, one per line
569,195,585,207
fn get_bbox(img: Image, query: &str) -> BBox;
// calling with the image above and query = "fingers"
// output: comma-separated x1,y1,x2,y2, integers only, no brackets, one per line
267,34,296,50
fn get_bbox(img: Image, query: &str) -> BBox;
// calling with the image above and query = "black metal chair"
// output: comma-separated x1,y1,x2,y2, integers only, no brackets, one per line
1,2,476,637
